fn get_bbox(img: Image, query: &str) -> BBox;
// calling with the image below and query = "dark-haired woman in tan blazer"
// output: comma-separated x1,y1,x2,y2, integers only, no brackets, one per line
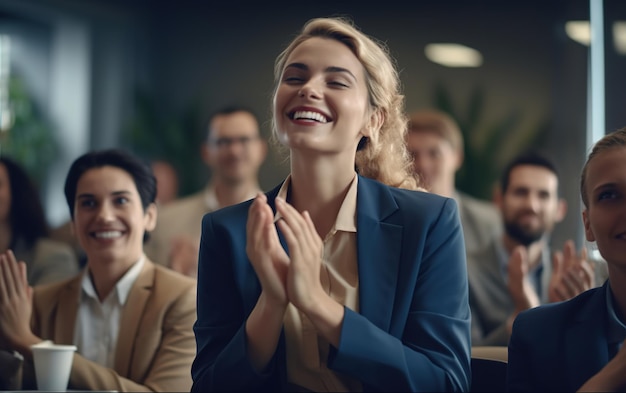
0,149,196,392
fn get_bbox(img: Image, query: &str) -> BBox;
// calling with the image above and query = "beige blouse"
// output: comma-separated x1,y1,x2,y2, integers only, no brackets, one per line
276,174,362,392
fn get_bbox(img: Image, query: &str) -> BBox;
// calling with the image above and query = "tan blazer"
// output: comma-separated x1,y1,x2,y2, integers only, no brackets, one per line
28,259,196,392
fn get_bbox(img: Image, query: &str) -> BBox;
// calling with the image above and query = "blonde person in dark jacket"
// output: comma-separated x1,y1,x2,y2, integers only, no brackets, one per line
508,127,626,392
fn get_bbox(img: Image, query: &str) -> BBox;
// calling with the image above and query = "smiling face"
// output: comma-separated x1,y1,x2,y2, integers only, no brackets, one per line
202,111,266,186
72,166,156,267
273,37,372,158
499,165,564,246
583,146,626,269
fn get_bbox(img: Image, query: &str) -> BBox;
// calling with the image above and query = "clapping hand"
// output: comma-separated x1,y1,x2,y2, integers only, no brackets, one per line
506,246,540,335
246,193,290,306
274,196,326,313
245,194,343,350
549,240,594,303
0,250,40,354
507,245,540,312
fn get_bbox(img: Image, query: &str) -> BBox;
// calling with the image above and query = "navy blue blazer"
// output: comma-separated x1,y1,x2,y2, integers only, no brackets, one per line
507,280,612,392
191,175,471,392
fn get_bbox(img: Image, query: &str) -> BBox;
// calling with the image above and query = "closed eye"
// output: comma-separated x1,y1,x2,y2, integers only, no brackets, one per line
328,81,349,88
284,76,304,84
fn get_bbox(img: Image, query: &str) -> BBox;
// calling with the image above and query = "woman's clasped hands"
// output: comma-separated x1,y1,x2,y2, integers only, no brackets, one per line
246,193,328,314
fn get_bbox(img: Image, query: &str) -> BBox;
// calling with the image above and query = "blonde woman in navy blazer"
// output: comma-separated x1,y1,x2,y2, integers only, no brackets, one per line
192,17,471,392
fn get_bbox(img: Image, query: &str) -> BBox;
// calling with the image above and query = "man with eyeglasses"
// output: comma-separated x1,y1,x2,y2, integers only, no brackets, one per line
145,106,267,277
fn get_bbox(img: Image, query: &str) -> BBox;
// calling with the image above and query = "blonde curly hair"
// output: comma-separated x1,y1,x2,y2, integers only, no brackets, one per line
271,17,420,191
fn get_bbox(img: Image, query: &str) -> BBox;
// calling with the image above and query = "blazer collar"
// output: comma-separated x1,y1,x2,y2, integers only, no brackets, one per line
50,261,155,376
113,259,155,375
54,274,83,345
355,176,402,332
565,282,610,391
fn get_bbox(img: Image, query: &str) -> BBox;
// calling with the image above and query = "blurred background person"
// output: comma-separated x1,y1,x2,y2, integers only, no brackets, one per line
150,159,179,206
468,151,607,346
406,108,501,254
145,105,267,277
0,156,78,285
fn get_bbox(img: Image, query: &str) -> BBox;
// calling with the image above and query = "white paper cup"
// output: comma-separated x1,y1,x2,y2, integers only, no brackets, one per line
30,341,77,391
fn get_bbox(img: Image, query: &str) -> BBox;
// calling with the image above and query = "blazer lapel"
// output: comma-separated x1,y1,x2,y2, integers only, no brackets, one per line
355,176,402,332
565,283,610,391
113,261,154,376
54,275,81,344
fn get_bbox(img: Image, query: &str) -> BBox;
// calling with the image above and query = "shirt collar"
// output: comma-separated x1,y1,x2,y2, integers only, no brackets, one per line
80,256,145,305
274,176,290,223
203,184,220,212
333,174,358,232
273,174,358,234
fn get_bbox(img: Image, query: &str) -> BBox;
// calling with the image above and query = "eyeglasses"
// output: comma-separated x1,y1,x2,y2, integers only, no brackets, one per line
208,135,260,149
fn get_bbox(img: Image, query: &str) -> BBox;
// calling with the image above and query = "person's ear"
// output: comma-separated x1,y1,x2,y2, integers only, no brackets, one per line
582,209,596,242
555,198,568,223
453,148,464,172
144,203,158,232
362,109,384,138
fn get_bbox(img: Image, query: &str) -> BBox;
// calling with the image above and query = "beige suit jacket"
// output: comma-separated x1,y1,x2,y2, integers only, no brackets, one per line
27,259,196,392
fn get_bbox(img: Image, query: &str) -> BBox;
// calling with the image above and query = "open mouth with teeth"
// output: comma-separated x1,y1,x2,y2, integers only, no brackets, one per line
290,110,330,123
92,230,124,239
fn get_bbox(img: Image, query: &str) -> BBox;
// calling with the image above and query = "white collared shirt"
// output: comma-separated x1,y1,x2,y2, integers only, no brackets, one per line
73,257,146,368
203,184,220,212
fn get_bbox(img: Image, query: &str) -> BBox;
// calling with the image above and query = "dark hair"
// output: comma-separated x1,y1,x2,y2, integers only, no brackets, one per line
0,157,50,248
64,149,157,219
206,105,260,140
500,151,560,194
